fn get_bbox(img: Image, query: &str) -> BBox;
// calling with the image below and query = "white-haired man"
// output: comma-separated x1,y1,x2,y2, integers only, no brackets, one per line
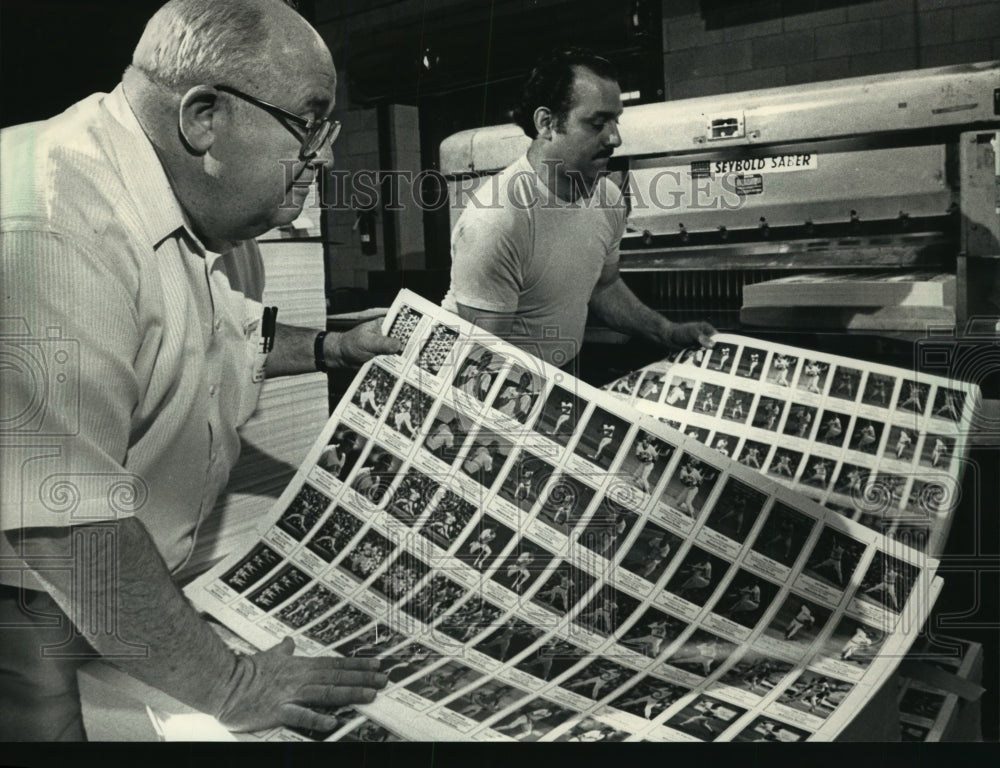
0,0,397,741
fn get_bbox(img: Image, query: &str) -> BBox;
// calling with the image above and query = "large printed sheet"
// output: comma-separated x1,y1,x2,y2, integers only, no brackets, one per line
603,335,981,556
186,291,942,743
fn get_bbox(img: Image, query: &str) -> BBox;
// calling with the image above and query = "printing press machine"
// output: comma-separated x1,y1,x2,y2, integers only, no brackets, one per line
439,62,1000,740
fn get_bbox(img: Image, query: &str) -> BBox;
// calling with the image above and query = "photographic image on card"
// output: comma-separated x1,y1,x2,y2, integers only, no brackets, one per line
305,506,365,563
664,547,731,607
750,503,816,567
777,671,854,719
610,677,689,720
384,383,433,440
536,474,598,534
661,453,721,518
801,528,864,590
371,551,431,603
454,514,515,572
351,365,396,418
418,489,477,550
736,440,770,471
531,561,595,615
735,346,766,380
385,469,441,527
577,499,639,559
663,376,696,410
768,353,798,388
452,344,502,403
416,323,460,375
821,617,887,669
460,427,514,491
474,617,544,662
421,404,473,465
348,448,402,505
514,637,588,682
856,551,919,613
664,695,746,741
620,522,684,582
496,451,557,511
752,395,786,432
400,573,467,626
616,607,686,658
221,544,282,593
572,408,630,469
931,387,965,421
317,423,366,480
386,305,422,348
861,373,895,409
276,484,333,541
561,658,634,701
490,699,574,742
534,385,586,445
731,716,811,743
247,564,310,611
707,343,736,374
719,651,794,697
572,587,641,638
693,382,724,417
491,538,554,594
762,594,832,648
404,660,482,703
302,603,371,647
703,478,768,544
444,680,530,722
491,366,544,425
618,430,675,495
710,569,780,629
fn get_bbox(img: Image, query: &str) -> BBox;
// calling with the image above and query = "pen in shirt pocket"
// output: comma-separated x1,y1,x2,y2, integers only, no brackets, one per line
261,306,278,352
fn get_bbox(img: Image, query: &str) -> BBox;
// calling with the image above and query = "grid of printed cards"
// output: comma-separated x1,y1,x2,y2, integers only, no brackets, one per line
186,292,942,743
605,335,980,557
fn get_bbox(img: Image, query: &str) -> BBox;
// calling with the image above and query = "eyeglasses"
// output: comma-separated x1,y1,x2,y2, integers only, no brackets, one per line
214,84,341,161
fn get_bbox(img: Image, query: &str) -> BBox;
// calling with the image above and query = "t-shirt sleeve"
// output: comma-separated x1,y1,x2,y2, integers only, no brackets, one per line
448,202,526,313
603,180,627,266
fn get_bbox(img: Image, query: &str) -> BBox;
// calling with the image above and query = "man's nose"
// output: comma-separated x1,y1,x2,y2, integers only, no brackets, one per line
606,120,622,148
314,137,336,167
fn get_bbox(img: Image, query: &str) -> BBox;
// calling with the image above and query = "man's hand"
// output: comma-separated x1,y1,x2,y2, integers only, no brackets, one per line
661,320,716,351
325,317,402,370
215,636,389,733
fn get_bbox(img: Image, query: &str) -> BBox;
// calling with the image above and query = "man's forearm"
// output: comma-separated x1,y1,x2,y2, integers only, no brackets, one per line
12,517,238,716
589,277,672,344
266,322,324,377
267,320,401,377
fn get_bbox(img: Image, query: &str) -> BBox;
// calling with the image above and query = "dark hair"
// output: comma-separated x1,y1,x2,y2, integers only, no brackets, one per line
512,47,619,139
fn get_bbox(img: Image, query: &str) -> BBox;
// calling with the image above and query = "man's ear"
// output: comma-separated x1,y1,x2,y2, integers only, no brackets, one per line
177,85,222,155
533,106,554,139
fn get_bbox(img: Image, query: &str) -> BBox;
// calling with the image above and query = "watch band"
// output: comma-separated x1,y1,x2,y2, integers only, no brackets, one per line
314,330,329,372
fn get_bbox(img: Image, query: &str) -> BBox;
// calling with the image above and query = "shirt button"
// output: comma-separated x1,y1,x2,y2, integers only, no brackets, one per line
214,318,222,332
209,384,217,397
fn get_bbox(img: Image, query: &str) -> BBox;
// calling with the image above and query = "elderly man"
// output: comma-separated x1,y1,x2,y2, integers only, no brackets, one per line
442,48,714,372
0,0,397,741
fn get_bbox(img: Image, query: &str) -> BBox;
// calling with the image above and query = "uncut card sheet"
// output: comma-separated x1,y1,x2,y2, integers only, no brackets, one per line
186,291,941,743
603,337,981,557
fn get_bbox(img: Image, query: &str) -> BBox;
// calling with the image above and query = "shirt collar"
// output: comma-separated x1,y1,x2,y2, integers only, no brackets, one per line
102,84,204,252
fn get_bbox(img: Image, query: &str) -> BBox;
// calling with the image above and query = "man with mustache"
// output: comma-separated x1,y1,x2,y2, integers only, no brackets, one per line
442,48,714,373
0,0,396,741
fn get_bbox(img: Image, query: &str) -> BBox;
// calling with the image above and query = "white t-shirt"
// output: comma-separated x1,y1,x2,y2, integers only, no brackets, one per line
442,155,625,367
